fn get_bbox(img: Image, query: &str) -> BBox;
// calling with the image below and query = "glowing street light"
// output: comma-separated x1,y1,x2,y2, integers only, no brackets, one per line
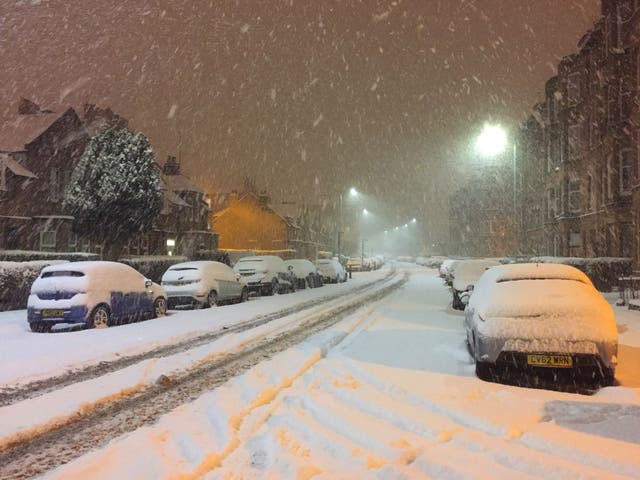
474,122,518,246
349,187,359,197
475,123,507,158
362,208,369,215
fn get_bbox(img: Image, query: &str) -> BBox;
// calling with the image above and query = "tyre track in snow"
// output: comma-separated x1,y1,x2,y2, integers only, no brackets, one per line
0,270,394,408
0,273,407,480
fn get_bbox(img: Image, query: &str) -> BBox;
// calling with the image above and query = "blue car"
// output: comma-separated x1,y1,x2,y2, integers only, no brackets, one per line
27,261,167,332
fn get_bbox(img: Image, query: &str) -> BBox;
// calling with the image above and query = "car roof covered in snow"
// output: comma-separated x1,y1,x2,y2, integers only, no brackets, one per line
284,259,316,275
168,261,229,271
484,262,592,286
40,261,138,276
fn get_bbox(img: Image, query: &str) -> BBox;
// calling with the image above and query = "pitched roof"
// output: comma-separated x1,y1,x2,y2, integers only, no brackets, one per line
163,173,204,194
0,112,59,151
213,192,298,227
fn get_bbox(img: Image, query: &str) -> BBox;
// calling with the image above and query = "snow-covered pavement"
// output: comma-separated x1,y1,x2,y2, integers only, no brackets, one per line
39,266,640,479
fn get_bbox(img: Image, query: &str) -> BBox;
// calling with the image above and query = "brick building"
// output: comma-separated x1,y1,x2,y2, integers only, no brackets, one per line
212,190,300,256
0,100,215,257
515,0,640,265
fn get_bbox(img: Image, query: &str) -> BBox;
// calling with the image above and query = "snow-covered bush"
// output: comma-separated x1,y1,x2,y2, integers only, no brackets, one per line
529,257,632,292
0,260,68,311
0,250,99,262
63,128,163,260
118,256,188,283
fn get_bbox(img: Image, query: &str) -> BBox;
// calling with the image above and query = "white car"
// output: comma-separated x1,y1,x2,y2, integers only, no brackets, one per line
284,259,323,289
346,257,363,272
161,261,248,309
465,263,618,389
451,259,501,310
315,258,347,283
27,261,167,332
439,259,461,285
233,255,294,295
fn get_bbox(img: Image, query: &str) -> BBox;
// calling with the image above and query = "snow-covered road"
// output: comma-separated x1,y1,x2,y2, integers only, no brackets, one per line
34,266,640,479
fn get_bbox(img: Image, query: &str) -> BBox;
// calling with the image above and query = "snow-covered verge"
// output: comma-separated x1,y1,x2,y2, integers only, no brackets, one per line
0,269,388,388
42,269,640,480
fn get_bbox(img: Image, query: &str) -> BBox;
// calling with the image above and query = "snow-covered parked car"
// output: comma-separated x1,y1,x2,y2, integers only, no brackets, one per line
27,261,167,332
451,258,501,310
439,258,461,286
284,259,323,289
464,263,618,390
346,256,363,272
315,258,347,283
233,255,294,295
161,261,249,309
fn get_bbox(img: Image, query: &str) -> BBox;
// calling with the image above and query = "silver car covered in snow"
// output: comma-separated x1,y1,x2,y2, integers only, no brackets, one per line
465,263,618,390
161,261,248,308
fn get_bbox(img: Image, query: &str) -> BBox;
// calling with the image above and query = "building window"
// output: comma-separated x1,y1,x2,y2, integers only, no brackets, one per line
49,168,61,202
568,122,584,162
586,174,593,211
607,83,617,126
68,232,78,248
569,230,582,248
567,72,581,105
40,230,56,249
620,148,633,193
569,180,581,213
607,154,615,200
547,188,556,218
589,118,599,148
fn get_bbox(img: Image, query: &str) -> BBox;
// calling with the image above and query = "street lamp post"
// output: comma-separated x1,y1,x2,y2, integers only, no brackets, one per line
475,124,517,252
337,187,358,260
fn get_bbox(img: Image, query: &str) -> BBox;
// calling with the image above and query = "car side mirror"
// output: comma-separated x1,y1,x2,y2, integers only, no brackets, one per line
145,279,153,288
288,265,294,271
467,284,474,292
236,274,241,282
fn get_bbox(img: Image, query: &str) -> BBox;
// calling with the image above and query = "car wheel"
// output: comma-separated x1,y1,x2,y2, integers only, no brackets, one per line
30,322,52,333
452,293,462,310
154,297,167,318
89,304,111,329
240,287,249,303
206,290,218,307
475,361,494,381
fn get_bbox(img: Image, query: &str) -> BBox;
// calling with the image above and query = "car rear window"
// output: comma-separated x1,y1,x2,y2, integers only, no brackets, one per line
41,271,85,278
169,267,198,271
496,277,586,284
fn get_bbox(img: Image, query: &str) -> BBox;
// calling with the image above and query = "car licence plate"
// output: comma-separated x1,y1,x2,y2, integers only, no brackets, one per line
527,354,573,368
42,309,65,318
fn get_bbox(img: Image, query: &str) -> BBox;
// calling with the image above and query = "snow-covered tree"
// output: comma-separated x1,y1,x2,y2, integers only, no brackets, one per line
63,128,163,259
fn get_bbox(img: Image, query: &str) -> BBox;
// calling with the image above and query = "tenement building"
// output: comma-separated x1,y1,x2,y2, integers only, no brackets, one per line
516,0,640,266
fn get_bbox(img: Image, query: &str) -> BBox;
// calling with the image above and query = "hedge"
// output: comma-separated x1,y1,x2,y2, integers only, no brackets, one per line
0,260,68,311
118,256,189,283
0,250,99,262
528,256,632,292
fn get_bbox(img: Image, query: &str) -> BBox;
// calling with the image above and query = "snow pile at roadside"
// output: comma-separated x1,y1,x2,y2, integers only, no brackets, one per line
0,270,387,387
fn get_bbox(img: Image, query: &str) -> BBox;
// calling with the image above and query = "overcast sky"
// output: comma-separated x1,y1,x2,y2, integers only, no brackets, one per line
0,0,601,240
